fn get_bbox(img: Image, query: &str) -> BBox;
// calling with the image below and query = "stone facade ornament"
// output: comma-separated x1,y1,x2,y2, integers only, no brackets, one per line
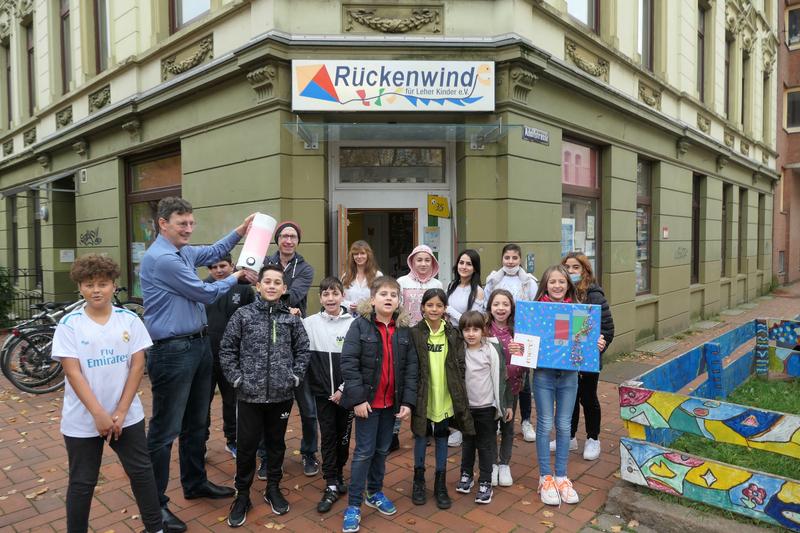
762,39,776,75
0,5,12,40
247,63,278,102
72,139,88,158
637,81,662,110
717,154,729,172
161,35,213,81
723,130,735,148
343,5,442,34
36,153,49,169
17,0,33,21
23,127,35,146
565,39,609,81
121,118,141,142
740,139,750,156
2,139,12,156
761,150,769,164
676,137,691,158
697,113,711,134
88,85,110,113
55,106,72,129
509,66,538,103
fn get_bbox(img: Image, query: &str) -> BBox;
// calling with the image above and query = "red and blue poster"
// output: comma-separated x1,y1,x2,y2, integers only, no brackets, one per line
512,301,601,372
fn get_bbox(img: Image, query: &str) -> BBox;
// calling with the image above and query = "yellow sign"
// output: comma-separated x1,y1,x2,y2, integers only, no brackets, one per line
427,195,450,218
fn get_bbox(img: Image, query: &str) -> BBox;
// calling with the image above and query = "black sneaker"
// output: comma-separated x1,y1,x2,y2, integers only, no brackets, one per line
227,495,252,527
456,472,474,494
317,486,339,513
257,461,267,481
475,481,493,504
302,454,320,476
336,475,348,495
264,484,290,515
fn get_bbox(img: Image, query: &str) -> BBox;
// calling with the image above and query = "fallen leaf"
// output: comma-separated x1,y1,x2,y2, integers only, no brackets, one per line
274,525,285,531
406,518,417,525
8,489,17,495
102,530,114,533
521,500,531,505
265,523,275,529
611,527,623,533
16,439,25,444
10,396,19,400
395,487,404,492
628,519,640,528
613,471,621,479
294,484,300,490
540,521,554,528
7,417,15,423
19,409,26,414
292,450,300,455
2,466,10,471
36,487,48,495
543,510,554,517
19,431,27,436
24,493,36,499
121,508,127,514
0,496,7,500
217,517,226,522
131,514,140,520
37,478,45,483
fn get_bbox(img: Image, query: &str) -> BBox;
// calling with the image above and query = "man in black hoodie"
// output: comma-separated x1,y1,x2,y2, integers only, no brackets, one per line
205,254,255,458
262,221,319,476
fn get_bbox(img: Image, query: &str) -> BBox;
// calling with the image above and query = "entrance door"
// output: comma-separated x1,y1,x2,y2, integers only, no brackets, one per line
331,143,454,287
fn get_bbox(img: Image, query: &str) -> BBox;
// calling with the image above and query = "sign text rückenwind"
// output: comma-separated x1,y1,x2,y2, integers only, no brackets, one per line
335,66,477,96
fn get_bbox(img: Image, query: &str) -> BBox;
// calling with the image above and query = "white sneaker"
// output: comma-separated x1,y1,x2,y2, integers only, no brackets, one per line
498,464,513,486
491,464,498,487
448,430,463,447
521,420,536,442
556,477,579,504
538,475,560,506
549,437,578,452
583,438,601,461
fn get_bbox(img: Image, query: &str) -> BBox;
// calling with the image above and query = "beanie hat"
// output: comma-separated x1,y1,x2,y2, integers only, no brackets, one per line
274,221,302,244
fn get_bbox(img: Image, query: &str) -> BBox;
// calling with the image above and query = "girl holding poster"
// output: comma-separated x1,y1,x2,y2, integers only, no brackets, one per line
560,252,614,461
532,265,606,506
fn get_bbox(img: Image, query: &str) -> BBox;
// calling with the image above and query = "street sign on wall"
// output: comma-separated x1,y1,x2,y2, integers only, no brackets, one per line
292,60,495,112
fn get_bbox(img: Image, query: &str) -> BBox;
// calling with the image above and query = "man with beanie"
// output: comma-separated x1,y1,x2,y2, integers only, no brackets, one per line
262,221,320,477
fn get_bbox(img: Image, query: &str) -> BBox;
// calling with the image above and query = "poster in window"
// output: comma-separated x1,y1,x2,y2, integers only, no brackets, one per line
561,218,575,256
423,226,440,252
586,215,595,240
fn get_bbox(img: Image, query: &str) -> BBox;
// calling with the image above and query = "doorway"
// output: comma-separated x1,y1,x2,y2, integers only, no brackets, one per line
346,209,416,279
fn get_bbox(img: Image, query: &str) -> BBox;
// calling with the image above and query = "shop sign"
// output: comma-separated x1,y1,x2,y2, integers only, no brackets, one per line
522,125,549,145
292,60,494,112
427,194,450,218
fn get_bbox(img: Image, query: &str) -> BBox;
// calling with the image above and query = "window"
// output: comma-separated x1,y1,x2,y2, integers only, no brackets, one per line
636,160,652,294
691,175,702,284
741,51,750,130
59,0,71,94
93,0,109,73
25,23,34,116
788,90,800,129
738,187,747,274
724,33,733,118
7,195,18,276
638,0,654,71
561,139,601,275
721,184,731,277
697,3,708,102
2,41,10,127
170,0,211,33
757,193,765,270
567,0,599,32
789,7,800,46
32,190,43,290
126,150,182,298
339,147,444,184
779,251,785,274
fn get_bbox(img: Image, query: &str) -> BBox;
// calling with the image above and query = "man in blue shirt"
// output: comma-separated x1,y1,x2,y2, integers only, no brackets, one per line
141,197,256,532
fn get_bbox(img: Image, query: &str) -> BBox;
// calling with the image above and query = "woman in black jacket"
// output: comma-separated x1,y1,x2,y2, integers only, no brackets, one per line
561,252,614,461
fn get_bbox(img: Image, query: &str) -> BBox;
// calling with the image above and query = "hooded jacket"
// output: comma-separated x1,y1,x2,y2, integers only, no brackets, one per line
264,251,314,317
203,274,256,356
303,306,355,397
484,267,538,302
339,301,418,412
410,319,475,437
397,244,443,324
219,297,310,404
585,283,614,366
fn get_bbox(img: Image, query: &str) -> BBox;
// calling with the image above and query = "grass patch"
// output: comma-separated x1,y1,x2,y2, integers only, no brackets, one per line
670,377,800,481
647,490,785,531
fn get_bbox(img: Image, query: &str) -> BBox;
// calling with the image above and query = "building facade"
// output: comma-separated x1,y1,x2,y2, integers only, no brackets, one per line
774,0,800,283
0,0,779,354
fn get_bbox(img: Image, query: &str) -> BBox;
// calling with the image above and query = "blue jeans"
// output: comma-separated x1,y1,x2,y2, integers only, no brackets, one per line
348,407,395,507
413,419,449,471
146,336,213,506
533,369,579,478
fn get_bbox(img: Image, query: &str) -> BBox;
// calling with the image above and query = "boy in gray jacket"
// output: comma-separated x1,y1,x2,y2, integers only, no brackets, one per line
219,264,311,527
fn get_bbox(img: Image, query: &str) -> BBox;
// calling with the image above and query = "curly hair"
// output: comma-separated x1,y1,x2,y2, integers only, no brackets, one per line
70,254,120,284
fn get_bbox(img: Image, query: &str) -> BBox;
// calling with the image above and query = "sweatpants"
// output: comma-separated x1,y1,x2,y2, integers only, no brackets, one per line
235,399,293,492
315,396,354,485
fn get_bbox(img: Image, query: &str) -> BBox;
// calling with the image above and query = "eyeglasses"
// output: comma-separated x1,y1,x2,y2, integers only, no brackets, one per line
278,234,298,241
172,221,196,229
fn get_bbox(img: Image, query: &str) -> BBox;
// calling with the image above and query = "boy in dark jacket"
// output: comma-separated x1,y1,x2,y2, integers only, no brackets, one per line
339,276,418,533
219,264,311,527
205,254,255,458
303,277,355,513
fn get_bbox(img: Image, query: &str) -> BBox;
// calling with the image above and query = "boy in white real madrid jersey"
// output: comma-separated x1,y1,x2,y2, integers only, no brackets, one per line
52,255,163,533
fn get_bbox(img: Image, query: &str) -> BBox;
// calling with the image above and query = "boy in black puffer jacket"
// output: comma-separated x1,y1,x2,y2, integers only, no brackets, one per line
219,264,311,527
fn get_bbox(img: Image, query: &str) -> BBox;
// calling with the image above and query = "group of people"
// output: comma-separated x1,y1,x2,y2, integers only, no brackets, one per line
50,197,614,533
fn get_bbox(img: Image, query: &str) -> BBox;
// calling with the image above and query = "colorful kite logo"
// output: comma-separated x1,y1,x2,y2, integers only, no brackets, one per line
296,64,341,103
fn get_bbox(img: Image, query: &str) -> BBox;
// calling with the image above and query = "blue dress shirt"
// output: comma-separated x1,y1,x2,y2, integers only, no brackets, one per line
141,231,241,340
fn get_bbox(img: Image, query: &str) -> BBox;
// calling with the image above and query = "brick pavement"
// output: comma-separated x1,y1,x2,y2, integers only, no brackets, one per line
1,283,798,532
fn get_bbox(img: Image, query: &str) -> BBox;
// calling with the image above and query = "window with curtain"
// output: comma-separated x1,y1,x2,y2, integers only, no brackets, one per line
697,2,708,102
59,0,71,94
636,160,652,294
25,22,34,116
94,0,109,73
561,139,601,276
638,0,654,71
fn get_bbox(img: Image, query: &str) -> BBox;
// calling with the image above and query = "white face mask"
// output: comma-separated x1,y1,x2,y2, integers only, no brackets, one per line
502,265,520,276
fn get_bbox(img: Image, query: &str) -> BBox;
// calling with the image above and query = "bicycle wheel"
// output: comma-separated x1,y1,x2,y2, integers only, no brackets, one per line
2,329,64,394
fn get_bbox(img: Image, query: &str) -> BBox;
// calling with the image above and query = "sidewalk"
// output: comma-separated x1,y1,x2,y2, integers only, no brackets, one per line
1,284,798,532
